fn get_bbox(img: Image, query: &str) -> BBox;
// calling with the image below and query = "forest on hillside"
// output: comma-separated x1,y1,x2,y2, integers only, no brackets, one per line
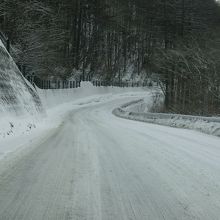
0,0,220,115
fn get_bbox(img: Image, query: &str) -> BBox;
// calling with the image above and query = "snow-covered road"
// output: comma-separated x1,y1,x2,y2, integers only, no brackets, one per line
0,96,220,220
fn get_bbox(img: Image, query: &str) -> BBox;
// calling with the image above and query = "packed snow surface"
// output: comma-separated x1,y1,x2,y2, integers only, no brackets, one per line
0,91,220,220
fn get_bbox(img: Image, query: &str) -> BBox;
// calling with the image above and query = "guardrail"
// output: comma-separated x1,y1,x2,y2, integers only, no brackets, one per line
0,30,150,90
113,99,220,136
92,81,150,87
32,77,81,89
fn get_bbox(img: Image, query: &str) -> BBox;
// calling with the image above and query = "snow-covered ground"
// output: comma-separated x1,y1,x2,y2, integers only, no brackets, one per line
113,98,220,137
1,38,220,219
0,82,148,160
0,92,220,220
37,81,148,109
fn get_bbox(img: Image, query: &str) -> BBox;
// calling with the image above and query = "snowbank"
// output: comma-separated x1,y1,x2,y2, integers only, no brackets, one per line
113,99,220,137
37,81,148,109
0,40,43,140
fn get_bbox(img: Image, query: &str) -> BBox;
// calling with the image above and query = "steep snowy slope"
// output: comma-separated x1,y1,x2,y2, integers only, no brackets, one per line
0,40,42,116
0,40,43,138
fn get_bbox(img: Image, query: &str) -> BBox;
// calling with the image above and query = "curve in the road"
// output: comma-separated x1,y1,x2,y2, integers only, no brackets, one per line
0,96,220,220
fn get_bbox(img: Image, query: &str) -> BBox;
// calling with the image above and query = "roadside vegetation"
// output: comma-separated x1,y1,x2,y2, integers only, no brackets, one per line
1,0,220,115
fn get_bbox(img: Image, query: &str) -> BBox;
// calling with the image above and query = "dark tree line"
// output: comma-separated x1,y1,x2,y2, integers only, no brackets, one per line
0,0,220,115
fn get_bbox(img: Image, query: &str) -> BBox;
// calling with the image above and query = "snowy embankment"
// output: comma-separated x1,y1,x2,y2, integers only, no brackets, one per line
0,40,43,142
113,98,220,137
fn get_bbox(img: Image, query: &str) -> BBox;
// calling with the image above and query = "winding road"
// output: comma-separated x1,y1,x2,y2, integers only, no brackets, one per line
0,96,220,220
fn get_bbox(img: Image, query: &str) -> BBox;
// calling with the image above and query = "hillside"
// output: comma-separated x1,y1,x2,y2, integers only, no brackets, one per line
0,40,43,139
